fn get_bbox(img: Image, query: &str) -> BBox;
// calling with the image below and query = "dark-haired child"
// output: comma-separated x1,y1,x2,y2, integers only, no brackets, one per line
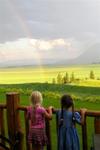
56,94,87,150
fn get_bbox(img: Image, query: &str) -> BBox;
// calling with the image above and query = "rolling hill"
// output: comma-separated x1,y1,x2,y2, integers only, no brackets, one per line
0,43,100,67
58,43,100,65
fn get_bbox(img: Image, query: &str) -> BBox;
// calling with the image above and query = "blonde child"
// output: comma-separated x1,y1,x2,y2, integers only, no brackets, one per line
27,91,52,150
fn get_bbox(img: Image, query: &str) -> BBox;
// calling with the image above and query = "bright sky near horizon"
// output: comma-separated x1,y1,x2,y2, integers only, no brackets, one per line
0,0,100,64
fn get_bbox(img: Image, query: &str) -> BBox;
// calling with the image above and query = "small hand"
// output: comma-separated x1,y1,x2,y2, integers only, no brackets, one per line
80,108,87,114
48,106,53,110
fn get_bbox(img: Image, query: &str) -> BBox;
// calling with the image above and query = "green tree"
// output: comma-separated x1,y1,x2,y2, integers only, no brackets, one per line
90,70,95,79
57,73,62,84
62,76,66,84
65,72,69,83
52,78,56,84
70,72,75,82
62,72,69,84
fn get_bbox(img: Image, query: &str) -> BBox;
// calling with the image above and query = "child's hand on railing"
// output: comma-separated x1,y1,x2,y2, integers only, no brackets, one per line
80,108,87,125
80,108,87,114
48,106,54,112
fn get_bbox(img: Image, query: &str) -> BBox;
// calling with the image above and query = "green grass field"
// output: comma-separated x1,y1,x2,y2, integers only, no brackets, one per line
0,83,100,150
0,64,100,86
0,64,100,149
0,93,99,150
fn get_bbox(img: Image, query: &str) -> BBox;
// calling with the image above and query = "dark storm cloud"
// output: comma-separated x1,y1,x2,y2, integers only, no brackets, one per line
0,0,100,65
0,0,100,42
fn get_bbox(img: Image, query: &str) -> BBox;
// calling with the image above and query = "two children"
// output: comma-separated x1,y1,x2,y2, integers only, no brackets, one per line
27,91,87,150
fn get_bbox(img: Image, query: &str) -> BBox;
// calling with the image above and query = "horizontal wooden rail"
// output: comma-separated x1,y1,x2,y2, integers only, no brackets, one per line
0,101,99,116
0,100,100,150
53,108,100,116
18,106,100,116
18,106,27,111
0,104,6,109
85,111,100,117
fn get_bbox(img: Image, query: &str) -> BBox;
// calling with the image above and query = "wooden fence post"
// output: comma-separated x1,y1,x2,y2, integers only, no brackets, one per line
82,116,88,150
56,113,59,150
46,120,52,150
94,117,100,134
24,111,30,150
6,92,23,150
0,109,5,144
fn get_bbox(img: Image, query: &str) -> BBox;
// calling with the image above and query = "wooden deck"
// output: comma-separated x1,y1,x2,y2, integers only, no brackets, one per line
0,93,100,150
94,134,100,150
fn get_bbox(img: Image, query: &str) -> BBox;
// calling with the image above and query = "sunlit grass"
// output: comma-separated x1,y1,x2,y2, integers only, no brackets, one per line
0,64,100,85
0,94,99,150
76,80,100,87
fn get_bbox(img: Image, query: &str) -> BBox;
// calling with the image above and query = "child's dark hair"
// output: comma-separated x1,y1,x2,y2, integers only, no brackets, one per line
59,94,75,126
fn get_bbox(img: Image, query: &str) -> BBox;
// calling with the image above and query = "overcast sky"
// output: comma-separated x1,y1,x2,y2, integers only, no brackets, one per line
0,0,100,64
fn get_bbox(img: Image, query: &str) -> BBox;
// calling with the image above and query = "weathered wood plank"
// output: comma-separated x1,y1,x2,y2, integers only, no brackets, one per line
6,92,23,150
0,109,5,145
82,116,88,150
94,134,100,150
24,111,30,150
46,120,52,150
94,117,100,134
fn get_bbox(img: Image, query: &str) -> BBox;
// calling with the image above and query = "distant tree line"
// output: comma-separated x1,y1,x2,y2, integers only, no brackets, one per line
52,72,75,84
89,70,95,79
52,70,99,84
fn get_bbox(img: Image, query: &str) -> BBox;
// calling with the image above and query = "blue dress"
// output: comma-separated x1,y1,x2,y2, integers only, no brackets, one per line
56,110,81,150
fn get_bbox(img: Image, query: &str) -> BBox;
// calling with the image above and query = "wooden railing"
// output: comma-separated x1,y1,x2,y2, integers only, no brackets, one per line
0,92,100,150
0,104,6,146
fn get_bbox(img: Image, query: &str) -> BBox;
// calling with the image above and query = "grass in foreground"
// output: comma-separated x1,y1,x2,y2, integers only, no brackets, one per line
0,93,100,150
0,83,100,150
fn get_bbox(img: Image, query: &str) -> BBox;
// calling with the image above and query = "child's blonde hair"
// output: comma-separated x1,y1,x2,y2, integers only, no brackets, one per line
30,91,43,107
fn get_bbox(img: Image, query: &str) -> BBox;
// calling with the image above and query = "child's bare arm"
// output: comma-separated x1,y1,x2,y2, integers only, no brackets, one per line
44,106,53,119
80,108,87,125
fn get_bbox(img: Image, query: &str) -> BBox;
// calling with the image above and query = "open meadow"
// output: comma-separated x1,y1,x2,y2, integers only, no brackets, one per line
0,64,100,150
0,83,100,150
0,64,100,86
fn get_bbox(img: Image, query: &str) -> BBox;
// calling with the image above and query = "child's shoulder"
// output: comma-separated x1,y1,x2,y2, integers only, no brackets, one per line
37,106,45,113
